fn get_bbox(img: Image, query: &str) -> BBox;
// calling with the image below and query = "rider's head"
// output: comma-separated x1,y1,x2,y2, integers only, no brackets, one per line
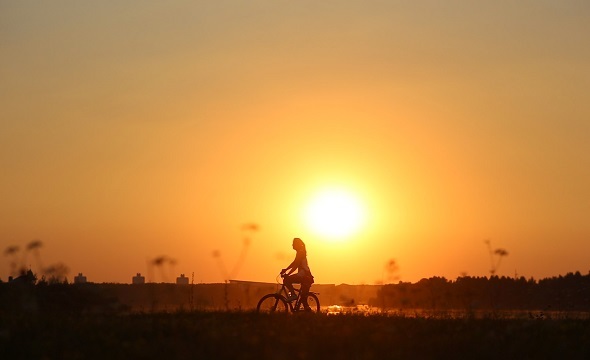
292,237,305,251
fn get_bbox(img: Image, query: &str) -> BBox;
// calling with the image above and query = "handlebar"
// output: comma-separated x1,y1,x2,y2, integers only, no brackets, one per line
277,270,294,283
276,273,285,284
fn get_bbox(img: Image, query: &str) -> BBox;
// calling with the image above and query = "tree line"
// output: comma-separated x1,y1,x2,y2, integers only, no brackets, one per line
372,271,590,311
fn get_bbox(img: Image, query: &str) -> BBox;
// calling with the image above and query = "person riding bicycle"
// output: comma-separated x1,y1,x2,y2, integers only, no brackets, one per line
281,237,315,309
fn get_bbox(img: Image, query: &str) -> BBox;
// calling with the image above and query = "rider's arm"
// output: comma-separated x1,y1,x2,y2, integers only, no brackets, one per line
282,251,303,275
282,260,295,275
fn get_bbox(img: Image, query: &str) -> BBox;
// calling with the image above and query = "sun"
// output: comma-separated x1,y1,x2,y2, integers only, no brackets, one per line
303,188,366,241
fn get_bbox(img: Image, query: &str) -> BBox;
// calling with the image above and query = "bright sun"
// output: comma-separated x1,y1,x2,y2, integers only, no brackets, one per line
303,188,366,241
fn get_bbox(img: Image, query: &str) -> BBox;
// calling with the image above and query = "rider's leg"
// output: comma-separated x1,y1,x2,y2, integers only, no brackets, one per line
300,282,312,309
285,274,304,300
284,275,296,295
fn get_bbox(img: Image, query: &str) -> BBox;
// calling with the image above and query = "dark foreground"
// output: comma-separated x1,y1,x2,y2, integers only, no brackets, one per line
2,311,590,360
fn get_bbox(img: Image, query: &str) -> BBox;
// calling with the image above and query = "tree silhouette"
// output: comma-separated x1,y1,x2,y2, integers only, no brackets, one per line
4,241,70,282
24,240,44,274
485,239,508,276
212,223,259,283
43,262,70,283
148,255,177,283
380,258,399,285
4,245,20,276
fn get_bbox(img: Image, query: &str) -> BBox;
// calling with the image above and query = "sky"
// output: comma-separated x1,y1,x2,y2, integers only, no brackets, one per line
1,1,589,285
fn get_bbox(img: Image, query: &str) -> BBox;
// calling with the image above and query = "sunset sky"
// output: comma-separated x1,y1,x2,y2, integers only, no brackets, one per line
1,1,589,285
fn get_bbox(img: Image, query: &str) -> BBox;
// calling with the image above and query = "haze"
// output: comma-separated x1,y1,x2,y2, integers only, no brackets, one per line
1,1,589,284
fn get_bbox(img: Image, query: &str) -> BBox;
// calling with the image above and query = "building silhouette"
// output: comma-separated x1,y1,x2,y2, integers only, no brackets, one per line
132,273,145,284
74,273,87,284
176,274,189,285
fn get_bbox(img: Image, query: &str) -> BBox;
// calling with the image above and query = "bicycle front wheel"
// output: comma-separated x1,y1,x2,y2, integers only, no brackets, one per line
256,294,288,313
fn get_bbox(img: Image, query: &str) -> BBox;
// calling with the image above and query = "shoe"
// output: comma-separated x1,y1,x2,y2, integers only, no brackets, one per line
286,294,298,301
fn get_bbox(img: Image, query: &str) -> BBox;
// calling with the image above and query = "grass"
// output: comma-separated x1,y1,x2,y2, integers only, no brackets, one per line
2,311,590,360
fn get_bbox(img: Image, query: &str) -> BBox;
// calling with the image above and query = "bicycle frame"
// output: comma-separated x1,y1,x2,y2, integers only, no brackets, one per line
276,283,300,311
275,277,318,312
256,273,320,313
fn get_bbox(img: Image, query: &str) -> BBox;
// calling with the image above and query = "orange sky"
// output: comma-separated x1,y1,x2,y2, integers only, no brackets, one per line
1,1,589,284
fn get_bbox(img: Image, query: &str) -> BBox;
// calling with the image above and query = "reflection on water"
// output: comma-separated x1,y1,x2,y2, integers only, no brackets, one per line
322,306,590,320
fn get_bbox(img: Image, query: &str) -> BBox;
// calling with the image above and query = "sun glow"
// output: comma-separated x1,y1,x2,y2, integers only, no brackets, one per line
303,188,367,241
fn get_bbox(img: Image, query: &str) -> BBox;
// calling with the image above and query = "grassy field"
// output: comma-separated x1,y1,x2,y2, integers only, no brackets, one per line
2,311,590,359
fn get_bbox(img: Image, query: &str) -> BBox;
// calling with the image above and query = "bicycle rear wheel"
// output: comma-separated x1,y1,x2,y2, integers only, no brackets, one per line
305,293,320,313
294,293,320,313
256,294,288,313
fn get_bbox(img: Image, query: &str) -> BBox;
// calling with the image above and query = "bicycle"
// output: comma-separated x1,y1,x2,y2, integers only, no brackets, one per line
256,273,320,313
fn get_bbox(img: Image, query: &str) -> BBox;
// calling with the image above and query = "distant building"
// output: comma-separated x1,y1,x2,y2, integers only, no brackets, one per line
74,273,87,284
132,273,145,284
176,274,189,285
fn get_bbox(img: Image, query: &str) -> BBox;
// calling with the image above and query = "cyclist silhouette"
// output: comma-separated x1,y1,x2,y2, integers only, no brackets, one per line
281,237,315,310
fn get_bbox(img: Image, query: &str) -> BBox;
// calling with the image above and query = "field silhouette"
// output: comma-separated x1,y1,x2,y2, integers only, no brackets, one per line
2,271,590,358
2,308,590,359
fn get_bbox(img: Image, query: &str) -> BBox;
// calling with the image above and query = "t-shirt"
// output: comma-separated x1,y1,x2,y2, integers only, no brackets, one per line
295,250,312,278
